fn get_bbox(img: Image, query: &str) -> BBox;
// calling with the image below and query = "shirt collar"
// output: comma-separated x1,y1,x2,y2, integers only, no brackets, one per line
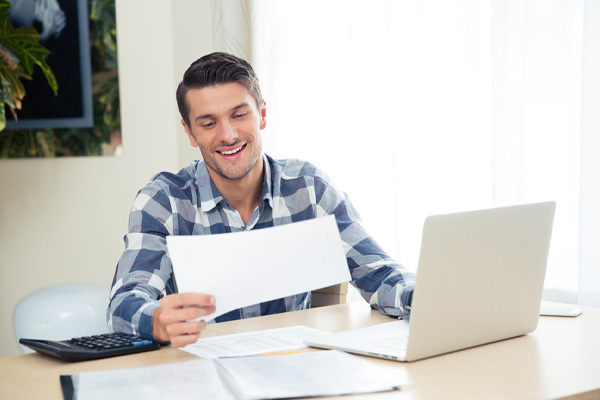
260,154,274,211
194,154,274,213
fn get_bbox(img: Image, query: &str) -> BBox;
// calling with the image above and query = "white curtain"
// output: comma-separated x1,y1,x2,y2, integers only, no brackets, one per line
211,0,599,306
579,0,600,306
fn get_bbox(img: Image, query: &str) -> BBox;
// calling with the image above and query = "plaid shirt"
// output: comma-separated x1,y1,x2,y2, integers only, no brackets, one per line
108,154,415,339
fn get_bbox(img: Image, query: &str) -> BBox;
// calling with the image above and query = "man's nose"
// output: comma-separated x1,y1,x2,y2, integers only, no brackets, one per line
217,120,238,143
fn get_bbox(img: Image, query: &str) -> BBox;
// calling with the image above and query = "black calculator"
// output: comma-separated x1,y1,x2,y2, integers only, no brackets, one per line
19,332,161,362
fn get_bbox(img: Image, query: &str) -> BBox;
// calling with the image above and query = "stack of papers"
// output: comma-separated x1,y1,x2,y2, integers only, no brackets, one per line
60,350,409,400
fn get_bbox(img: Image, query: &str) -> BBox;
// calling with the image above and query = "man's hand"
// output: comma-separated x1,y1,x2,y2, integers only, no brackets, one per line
152,293,216,347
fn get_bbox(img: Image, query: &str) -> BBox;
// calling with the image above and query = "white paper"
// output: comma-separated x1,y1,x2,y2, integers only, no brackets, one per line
218,350,406,399
182,325,329,359
166,215,351,321
75,359,235,400
72,350,408,400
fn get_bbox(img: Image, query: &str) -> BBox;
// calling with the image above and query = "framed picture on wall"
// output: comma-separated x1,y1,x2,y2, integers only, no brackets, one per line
5,0,93,130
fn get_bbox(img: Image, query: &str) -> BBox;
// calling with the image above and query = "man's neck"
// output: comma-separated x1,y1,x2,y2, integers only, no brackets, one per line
208,159,265,225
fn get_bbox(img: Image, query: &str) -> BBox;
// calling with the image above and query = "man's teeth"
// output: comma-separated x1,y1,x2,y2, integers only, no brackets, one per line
220,146,243,155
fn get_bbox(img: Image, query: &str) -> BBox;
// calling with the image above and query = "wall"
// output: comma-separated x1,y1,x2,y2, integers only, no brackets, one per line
0,0,213,357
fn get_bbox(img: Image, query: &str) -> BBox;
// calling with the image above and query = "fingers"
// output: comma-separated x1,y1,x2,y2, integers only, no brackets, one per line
161,292,216,309
166,320,207,348
153,293,216,347
158,303,216,325
159,293,216,324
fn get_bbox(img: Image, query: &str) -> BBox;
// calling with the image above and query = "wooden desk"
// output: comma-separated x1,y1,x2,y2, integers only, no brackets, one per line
1,301,599,400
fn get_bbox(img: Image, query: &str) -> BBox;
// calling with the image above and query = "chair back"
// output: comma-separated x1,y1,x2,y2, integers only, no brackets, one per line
13,283,110,353
311,282,349,307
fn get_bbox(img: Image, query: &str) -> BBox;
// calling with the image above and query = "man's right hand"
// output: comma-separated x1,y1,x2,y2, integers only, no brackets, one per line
152,293,216,347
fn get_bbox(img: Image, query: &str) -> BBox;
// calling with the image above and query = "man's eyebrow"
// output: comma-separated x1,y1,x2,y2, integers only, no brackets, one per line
231,103,250,112
195,113,214,122
193,103,251,124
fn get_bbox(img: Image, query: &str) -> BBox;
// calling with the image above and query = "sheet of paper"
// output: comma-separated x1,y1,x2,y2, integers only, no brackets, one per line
74,359,236,400
166,215,351,321
181,325,329,359
218,350,408,399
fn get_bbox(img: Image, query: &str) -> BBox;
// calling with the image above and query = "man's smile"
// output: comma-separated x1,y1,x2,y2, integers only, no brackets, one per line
217,143,246,157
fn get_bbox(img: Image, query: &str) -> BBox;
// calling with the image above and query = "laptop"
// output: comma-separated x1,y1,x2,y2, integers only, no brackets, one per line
305,201,556,362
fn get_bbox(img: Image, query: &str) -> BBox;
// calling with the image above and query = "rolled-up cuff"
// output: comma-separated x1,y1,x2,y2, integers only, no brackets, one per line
138,301,160,340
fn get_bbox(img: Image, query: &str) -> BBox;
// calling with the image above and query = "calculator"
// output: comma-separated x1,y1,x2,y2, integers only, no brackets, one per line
19,332,161,362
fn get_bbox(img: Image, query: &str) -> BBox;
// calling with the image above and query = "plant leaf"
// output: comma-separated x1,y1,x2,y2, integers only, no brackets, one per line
7,26,40,43
0,96,6,131
0,1,11,19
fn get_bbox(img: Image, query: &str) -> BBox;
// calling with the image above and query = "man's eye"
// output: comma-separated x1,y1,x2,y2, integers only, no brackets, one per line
201,121,216,129
233,112,248,119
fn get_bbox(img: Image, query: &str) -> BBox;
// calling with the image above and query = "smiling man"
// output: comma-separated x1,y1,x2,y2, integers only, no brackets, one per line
108,52,416,347
182,81,266,225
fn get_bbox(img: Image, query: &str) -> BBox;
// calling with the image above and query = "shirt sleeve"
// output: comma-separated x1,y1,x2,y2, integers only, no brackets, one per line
314,173,416,318
107,182,177,339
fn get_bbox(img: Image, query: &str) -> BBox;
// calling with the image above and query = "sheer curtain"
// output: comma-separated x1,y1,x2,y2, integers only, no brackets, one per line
211,0,599,306
579,0,600,307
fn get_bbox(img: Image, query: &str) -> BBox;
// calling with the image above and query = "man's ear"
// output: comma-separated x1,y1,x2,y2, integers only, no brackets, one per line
182,119,199,147
260,100,267,130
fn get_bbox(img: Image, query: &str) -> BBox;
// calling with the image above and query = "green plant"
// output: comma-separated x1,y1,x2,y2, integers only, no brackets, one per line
0,0,120,158
0,0,58,131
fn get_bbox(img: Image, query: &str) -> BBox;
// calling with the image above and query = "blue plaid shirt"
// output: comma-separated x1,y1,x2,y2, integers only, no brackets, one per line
108,154,415,339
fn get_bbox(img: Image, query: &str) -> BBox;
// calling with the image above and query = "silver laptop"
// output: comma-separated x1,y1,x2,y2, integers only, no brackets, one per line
305,202,556,362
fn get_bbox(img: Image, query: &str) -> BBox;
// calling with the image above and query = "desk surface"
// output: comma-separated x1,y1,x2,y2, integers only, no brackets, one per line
1,301,599,400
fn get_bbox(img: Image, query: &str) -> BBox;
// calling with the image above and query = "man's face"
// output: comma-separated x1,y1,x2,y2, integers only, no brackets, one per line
182,83,267,182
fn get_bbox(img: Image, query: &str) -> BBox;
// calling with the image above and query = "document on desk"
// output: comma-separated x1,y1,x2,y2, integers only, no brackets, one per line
61,350,407,400
182,325,329,359
167,215,351,321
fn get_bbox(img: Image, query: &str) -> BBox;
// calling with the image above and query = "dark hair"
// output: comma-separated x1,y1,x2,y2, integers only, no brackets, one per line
176,52,263,127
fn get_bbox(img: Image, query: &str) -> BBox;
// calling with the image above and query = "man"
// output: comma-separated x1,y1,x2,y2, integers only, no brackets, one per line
108,52,415,347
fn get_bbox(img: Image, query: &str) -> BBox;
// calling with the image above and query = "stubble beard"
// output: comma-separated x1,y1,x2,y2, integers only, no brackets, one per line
202,137,262,181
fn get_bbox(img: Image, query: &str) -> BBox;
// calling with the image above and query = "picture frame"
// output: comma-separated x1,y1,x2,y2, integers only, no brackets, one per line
5,0,93,130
